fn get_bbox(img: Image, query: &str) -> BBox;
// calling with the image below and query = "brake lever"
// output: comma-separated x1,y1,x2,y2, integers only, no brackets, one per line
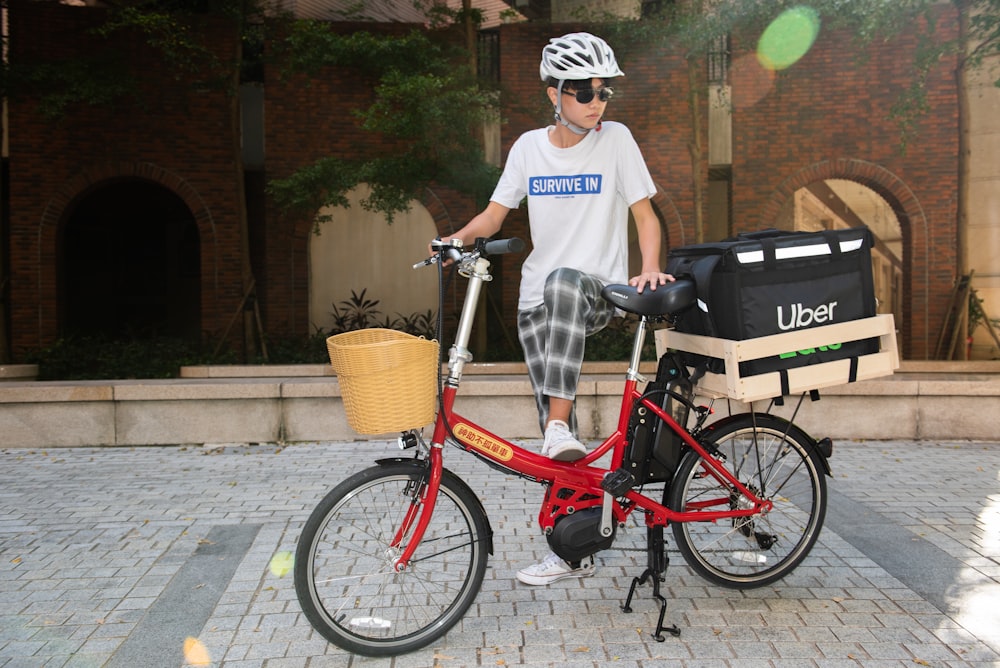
414,239,465,269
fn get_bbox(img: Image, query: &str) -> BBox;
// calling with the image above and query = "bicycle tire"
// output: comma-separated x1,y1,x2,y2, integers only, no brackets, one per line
669,414,827,588
295,460,491,656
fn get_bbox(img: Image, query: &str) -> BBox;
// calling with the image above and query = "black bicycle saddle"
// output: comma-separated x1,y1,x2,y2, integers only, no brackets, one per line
601,279,697,317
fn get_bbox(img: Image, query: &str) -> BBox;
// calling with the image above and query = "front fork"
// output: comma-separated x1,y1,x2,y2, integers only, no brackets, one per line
390,258,493,571
390,445,444,572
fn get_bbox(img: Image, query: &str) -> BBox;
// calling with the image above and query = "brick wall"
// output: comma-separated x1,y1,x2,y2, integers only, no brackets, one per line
728,8,959,359
7,4,960,361
6,1,245,353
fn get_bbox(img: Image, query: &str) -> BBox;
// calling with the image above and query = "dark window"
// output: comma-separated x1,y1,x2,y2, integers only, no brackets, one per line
708,34,730,85
478,29,500,84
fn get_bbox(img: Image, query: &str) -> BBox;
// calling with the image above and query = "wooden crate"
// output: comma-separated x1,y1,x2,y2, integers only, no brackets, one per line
654,314,899,403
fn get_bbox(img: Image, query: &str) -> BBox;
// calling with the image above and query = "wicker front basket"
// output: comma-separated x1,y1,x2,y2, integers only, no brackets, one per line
327,329,439,434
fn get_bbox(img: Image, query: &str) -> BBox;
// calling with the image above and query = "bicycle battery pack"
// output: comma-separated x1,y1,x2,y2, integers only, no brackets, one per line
624,354,691,484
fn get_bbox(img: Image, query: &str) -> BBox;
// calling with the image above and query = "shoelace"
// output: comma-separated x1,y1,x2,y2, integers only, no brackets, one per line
538,552,565,571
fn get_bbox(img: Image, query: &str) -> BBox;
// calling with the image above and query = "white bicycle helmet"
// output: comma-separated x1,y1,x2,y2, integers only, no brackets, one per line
539,32,624,82
540,32,624,135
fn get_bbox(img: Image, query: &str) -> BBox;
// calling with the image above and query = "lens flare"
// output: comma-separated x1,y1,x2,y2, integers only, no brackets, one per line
757,6,821,71
183,636,211,666
731,53,776,109
269,551,294,578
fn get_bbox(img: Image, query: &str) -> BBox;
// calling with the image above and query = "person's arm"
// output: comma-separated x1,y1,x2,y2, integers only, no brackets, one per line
628,197,673,292
436,201,511,250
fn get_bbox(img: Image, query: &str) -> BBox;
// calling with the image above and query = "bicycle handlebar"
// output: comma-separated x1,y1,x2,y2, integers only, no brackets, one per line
481,237,525,256
414,237,524,269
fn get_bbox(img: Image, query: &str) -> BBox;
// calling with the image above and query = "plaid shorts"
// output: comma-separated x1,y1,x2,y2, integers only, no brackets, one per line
517,267,616,435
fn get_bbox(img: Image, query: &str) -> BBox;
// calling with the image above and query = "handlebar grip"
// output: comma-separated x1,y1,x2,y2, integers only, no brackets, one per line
482,238,525,256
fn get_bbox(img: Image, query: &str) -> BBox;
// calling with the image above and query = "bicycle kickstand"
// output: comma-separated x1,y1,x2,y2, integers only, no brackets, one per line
620,526,681,641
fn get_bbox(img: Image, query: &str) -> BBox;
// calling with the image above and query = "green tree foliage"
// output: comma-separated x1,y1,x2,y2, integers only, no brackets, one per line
578,0,996,244
267,23,500,226
4,1,236,116
4,55,135,120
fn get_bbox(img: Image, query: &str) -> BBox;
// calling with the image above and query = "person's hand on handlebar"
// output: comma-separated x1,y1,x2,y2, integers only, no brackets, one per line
427,236,456,258
433,204,508,260
629,270,675,294
426,236,463,267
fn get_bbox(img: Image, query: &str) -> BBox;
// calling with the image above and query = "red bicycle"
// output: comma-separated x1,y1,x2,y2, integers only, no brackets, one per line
295,238,831,656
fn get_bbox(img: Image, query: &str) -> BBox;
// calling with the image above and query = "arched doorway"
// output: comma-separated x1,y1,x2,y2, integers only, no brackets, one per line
61,179,201,339
782,179,904,330
308,184,438,334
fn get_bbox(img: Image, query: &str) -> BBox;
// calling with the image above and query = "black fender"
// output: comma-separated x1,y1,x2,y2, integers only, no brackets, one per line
697,414,833,477
375,457,494,555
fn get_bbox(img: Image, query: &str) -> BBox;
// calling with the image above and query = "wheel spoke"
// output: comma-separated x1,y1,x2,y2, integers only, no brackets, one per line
295,464,489,656
671,416,827,588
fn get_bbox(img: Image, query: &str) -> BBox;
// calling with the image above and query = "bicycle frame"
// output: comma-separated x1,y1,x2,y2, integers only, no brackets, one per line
392,251,773,572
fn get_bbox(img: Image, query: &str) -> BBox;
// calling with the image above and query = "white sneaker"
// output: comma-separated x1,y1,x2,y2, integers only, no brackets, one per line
516,552,596,586
542,420,587,461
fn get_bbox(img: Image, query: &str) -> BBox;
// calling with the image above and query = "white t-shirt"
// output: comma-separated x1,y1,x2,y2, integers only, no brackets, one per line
490,121,657,310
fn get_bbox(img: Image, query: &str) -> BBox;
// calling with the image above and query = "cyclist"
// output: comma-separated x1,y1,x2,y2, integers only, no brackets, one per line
438,31,672,584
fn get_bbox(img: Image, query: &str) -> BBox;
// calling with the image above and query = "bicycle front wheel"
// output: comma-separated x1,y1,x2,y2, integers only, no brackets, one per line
295,460,491,656
669,414,827,588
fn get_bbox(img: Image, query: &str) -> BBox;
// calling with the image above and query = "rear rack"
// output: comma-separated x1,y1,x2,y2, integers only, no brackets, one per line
654,314,899,402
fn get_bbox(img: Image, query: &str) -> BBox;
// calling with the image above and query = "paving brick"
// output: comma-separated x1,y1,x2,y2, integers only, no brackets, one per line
0,440,997,667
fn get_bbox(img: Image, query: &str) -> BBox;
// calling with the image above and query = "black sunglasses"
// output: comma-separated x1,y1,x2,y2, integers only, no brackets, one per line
562,87,614,104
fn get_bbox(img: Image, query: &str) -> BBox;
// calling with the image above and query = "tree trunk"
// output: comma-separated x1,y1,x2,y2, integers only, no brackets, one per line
230,9,262,361
463,0,489,358
686,55,706,244
463,0,477,76
955,0,971,359
0,128,8,363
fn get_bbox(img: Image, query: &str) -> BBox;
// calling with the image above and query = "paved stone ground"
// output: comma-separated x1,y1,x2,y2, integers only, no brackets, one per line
0,438,998,667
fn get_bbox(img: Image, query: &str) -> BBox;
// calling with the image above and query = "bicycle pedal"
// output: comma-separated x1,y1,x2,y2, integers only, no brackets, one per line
602,468,636,497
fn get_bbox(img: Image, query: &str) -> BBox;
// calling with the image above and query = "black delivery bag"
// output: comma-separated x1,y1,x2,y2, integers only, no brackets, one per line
664,227,877,377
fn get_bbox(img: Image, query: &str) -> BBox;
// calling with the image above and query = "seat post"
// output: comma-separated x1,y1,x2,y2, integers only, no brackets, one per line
627,317,649,381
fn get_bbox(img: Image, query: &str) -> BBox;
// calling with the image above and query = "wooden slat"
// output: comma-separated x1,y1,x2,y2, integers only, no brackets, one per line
654,315,899,402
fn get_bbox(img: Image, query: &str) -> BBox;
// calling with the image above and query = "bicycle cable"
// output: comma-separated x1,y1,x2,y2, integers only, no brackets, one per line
434,244,465,451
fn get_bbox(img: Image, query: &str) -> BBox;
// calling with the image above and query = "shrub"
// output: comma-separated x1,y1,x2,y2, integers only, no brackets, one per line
328,289,436,339
26,335,232,380
24,294,649,379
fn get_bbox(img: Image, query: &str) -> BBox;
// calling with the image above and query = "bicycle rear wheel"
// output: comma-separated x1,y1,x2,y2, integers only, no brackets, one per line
669,414,827,588
295,460,491,656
